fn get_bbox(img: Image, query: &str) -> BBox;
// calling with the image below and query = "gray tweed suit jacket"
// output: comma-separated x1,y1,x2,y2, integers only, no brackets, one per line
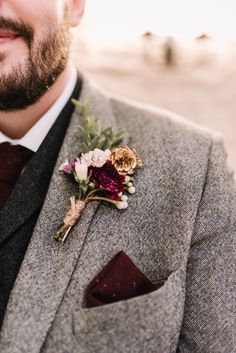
0,76,235,353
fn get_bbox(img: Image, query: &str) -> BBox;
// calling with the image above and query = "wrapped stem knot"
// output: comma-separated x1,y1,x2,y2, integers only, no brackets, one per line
53,197,87,244
64,197,86,227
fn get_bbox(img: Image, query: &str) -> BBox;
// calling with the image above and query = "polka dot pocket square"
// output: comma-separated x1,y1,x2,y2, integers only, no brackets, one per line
84,250,158,308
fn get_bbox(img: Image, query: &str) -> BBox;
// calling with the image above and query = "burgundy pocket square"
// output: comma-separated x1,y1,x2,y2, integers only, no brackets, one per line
85,250,158,308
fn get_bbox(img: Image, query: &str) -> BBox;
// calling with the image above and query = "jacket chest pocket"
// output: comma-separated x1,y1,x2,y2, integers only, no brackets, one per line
72,266,186,353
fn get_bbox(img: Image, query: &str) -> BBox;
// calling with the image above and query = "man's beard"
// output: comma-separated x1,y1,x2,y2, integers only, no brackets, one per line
0,13,71,111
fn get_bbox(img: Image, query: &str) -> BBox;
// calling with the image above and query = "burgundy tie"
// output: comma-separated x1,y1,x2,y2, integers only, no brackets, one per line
0,142,34,211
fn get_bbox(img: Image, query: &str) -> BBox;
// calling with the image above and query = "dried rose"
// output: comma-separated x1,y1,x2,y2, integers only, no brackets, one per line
110,146,142,175
89,161,125,196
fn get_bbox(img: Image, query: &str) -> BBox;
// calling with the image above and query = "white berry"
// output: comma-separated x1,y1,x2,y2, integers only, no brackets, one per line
116,201,128,209
128,186,136,194
121,195,128,202
121,201,128,209
125,176,131,183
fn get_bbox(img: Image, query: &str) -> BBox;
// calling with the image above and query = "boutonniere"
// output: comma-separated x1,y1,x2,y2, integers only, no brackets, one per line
53,100,142,244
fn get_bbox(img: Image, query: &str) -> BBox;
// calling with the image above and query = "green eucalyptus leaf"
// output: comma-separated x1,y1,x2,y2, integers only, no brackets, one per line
89,136,100,150
101,126,112,134
110,137,124,149
80,131,90,143
72,98,82,111
81,143,90,153
114,130,124,139
75,101,124,154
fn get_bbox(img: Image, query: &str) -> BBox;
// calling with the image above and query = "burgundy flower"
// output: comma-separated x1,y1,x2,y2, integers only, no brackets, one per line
89,161,125,196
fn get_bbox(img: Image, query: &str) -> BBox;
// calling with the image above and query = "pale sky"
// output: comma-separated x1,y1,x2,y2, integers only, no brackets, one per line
79,0,236,45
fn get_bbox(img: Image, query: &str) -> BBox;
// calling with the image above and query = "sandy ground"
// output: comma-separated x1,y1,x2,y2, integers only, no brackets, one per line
76,48,236,172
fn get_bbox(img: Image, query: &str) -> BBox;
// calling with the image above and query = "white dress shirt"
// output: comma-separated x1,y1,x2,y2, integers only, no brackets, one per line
0,65,78,153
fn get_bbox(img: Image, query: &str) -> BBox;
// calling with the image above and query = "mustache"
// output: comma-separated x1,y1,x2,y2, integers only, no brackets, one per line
0,17,33,45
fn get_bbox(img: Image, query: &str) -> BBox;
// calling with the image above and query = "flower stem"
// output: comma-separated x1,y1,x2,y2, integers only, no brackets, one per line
86,196,119,206
86,188,101,198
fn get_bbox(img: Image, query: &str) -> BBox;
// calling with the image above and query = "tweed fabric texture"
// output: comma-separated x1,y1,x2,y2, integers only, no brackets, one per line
0,76,235,353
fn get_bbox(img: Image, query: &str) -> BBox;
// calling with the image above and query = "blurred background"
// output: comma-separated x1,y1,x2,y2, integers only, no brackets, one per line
72,0,236,171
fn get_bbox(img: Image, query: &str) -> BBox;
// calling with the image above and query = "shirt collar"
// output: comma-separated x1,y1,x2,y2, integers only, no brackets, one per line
0,65,78,153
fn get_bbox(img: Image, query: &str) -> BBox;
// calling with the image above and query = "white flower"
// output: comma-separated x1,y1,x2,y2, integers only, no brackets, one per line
128,186,136,194
83,148,111,168
127,182,133,187
75,157,88,181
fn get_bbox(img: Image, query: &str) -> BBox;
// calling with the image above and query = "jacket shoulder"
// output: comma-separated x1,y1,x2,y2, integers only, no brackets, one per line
110,96,222,148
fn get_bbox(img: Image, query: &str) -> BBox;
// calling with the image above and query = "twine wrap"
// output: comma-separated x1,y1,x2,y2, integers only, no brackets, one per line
64,196,86,227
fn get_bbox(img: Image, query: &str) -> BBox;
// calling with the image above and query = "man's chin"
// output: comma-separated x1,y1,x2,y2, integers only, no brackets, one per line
0,95,40,112
0,81,46,111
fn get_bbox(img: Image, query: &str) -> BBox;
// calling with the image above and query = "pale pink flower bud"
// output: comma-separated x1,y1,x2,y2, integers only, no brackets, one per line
75,157,88,181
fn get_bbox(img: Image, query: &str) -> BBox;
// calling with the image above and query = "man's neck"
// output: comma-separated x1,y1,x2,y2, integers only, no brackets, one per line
0,65,72,139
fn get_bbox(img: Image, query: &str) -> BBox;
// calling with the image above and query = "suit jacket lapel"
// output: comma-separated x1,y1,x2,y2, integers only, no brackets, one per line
0,76,130,353
0,78,82,246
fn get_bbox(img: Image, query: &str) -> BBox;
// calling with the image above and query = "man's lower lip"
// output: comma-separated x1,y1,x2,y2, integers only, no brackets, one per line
0,36,19,44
